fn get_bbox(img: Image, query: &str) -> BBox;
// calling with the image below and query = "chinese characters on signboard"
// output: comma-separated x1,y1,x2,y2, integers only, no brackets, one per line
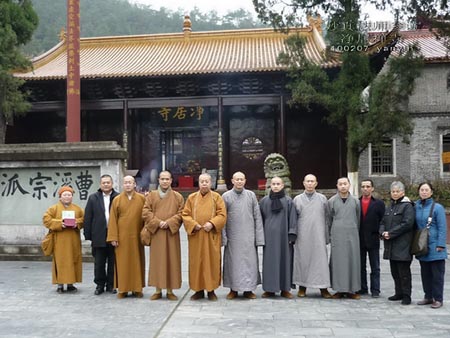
66,0,80,97
152,106,210,127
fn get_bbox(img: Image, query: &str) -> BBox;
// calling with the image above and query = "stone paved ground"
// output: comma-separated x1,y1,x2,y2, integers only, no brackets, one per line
1,229,449,338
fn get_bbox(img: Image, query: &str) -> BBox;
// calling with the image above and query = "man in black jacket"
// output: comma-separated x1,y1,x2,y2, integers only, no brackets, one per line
84,174,119,295
358,179,385,298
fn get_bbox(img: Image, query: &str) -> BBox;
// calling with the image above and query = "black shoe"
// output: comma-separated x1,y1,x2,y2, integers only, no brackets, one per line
356,289,368,295
56,287,64,294
106,286,117,294
388,294,402,301
371,292,380,298
401,296,411,305
67,285,78,293
94,287,104,295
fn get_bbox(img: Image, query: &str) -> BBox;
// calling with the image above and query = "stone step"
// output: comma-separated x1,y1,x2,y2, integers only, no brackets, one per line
0,244,94,262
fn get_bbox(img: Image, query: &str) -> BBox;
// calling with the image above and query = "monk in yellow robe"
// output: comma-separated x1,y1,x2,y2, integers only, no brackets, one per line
142,170,184,301
107,175,146,299
43,186,84,294
182,173,227,301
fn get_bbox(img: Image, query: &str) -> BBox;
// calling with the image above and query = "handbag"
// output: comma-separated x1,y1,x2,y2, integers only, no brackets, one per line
140,227,152,246
411,201,435,256
41,231,54,256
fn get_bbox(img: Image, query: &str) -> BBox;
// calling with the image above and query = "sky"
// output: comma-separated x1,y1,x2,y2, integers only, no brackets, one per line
130,0,396,22
130,0,256,15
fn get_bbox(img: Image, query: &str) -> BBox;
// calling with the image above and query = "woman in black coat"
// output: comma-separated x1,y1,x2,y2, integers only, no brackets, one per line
379,181,415,305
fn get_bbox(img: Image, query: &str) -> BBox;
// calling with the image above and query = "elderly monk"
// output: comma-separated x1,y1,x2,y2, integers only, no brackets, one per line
43,186,84,294
107,175,146,299
182,173,227,301
142,170,184,301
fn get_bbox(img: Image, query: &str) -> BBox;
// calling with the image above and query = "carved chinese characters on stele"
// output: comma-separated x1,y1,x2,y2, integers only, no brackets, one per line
0,167,99,225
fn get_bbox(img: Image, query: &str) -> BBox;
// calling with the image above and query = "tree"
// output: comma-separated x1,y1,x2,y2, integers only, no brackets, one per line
0,0,38,144
252,0,441,193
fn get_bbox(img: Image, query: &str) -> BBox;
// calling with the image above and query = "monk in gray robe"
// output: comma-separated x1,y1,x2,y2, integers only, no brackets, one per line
222,172,265,300
328,177,361,299
292,174,332,298
259,177,297,299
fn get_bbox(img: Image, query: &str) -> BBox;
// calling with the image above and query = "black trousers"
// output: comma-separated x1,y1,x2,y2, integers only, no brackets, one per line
92,244,115,289
389,259,412,297
419,260,445,302
360,245,380,294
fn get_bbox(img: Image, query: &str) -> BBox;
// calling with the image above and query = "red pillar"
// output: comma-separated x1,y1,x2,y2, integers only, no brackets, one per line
66,0,81,142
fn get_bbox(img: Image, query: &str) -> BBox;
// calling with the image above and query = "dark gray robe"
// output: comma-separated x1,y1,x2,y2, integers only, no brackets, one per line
259,195,297,293
328,193,361,293
222,189,265,291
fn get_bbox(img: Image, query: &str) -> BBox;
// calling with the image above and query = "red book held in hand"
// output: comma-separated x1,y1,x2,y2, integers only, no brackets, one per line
64,218,77,228
62,211,77,228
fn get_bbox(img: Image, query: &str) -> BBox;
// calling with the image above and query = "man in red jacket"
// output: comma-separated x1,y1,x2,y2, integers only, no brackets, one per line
358,179,385,298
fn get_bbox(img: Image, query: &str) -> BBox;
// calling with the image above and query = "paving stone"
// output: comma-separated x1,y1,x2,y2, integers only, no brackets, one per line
1,230,449,337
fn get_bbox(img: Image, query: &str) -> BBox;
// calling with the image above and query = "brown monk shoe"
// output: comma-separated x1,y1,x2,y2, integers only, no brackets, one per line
243,291,256,299
280,291,293,299
297,287,306,298
226,290,238,300
347,293,361,300
133,291,144,298
166,293,178,301
150,292,162,301
117,292,127,299
320,289,332,299
207,291,218,301
261,291,275,298
190,290,204,301
332,292,344,299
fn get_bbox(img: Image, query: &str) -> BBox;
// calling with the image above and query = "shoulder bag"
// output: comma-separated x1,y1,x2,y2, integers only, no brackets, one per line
411,201,435,257
41,230,54,256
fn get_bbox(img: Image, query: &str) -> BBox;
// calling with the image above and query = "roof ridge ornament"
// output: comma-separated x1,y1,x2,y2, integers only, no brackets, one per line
59,27,66,41
307,14,323,33
183,14,192,40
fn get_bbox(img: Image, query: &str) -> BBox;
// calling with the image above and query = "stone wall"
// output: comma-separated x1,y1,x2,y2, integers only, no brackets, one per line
0,141,127,259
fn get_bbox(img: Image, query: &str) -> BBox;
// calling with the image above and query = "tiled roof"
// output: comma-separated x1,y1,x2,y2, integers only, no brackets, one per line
394,29,449,62
15,23,340,80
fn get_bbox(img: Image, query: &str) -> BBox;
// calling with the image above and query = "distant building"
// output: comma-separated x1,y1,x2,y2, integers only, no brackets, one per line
358,29,450,191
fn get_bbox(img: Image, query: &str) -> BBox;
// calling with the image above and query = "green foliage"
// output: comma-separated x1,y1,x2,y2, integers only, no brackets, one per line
278,35,331,110
367,45,424,146
0,0,38,143
24,0,265,57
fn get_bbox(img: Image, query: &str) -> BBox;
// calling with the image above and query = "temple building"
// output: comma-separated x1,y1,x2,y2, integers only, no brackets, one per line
12,16,400,191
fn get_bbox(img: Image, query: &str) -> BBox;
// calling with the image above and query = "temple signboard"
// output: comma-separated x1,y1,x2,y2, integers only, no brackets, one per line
151,106,209,127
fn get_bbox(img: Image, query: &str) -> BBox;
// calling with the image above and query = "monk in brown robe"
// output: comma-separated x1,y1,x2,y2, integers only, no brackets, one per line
142,171,184,301
43,186,84,294
107,175,146,299
182,173,227,301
